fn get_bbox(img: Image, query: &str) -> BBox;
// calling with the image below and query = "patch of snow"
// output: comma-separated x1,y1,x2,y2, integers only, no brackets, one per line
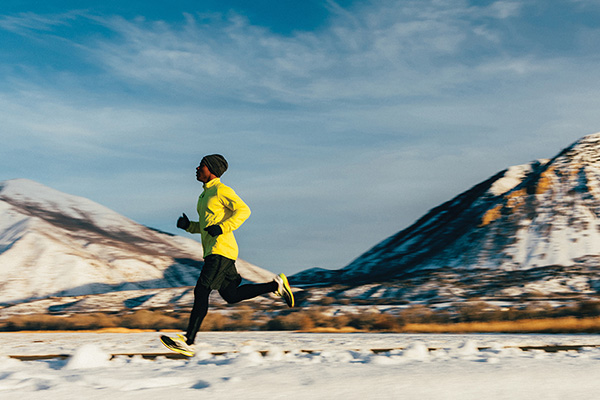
488,161,545,196
1,332,600,399
64,344,111,370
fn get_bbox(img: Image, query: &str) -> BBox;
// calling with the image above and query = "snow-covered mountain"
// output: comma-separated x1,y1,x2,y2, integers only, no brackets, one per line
293,133,600,302
0,179,275,305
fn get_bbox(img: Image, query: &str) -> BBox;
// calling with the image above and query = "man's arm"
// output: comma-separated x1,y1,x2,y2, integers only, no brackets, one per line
177,212,204,234
217,186,251,233
187,219,203,234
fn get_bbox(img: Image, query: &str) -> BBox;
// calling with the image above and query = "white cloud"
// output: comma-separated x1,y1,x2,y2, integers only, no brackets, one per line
0,11,80,34
0,1,542,109
75,0,533,107
486,1,522,19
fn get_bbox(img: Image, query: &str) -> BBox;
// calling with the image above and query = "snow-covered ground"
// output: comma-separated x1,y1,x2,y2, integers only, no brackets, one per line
1,332,600,399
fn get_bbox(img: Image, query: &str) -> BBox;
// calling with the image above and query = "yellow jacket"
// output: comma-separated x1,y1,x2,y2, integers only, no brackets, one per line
187,178,251,260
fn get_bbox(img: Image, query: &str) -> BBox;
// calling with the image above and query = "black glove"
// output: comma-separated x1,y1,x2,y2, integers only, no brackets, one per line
177,213,190,230
204,225,223,237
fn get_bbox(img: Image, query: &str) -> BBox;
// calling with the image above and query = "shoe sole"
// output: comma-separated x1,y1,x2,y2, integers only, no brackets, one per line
160,335,195,357
278,274,295,308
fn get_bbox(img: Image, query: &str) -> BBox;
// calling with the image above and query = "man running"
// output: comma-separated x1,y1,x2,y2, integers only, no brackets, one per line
161,154,294,356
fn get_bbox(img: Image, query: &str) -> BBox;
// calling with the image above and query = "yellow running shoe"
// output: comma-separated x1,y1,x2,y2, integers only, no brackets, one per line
274,273,295,307
160,334,195,357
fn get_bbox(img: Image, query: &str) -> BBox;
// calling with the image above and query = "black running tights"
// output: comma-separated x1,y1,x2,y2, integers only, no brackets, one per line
185,279,277,345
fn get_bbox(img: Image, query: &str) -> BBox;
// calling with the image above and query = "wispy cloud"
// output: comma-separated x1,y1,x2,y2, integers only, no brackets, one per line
0,11,81,34
75,0,535,106
0,1,551,110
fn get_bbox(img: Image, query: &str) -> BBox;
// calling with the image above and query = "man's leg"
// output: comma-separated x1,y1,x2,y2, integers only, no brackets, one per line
161,280,210,355
219,277,278,304
184,254,238,345
185,283,211,345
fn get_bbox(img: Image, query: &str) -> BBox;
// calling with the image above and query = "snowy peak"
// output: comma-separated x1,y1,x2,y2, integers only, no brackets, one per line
480,133,600,270
0,179,275,304
552,132,600,167
524,132,600,202
0,178,142,237
294,132,600,291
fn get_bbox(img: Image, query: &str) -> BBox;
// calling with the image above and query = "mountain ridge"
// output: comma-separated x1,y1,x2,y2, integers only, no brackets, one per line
0,178,275,305
293,133,600,294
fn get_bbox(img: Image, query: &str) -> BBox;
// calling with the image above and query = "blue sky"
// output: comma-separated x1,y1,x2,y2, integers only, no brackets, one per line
2,0,600,275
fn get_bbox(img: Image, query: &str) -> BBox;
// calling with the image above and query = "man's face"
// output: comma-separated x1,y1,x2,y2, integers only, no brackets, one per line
196,163,212,183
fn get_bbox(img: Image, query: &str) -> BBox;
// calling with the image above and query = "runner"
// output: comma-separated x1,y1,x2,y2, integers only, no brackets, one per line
161,154,294,357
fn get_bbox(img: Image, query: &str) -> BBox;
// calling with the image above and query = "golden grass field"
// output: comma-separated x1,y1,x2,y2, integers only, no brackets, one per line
2,310,600,334
399,316,600,334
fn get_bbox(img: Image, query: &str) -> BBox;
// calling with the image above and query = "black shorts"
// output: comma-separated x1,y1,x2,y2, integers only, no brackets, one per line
199,254,242,291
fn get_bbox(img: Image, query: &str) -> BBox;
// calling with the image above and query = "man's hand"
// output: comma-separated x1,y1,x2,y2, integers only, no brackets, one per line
177,213,190,230
204,225,223,237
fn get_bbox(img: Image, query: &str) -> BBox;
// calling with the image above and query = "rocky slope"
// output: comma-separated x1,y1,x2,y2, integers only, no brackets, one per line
293,133,600,303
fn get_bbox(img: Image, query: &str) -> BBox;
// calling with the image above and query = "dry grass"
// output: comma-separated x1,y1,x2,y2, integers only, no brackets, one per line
0,311,187,332
401,316,600,334
302,326,362,333
2,302,600,333
480,204,502,227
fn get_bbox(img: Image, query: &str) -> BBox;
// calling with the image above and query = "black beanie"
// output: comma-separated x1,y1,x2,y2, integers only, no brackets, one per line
201,154,228,177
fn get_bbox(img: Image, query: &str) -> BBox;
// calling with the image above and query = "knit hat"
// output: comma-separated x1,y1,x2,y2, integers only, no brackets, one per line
201,154,228,177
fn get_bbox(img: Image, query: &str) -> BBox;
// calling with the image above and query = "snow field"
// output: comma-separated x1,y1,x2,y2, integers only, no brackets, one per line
1,332,600,399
